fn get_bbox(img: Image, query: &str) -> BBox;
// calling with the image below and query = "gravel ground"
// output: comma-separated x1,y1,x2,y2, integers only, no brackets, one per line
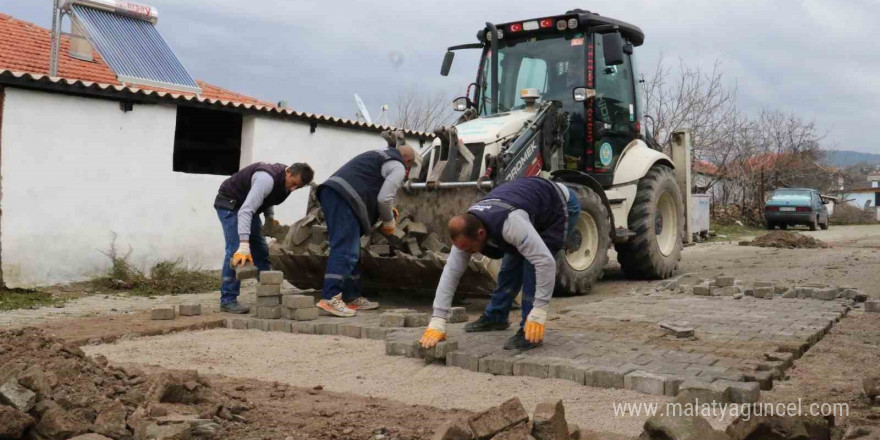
86,328,673,437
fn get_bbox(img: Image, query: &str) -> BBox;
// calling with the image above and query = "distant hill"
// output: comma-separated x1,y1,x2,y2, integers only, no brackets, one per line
823,150,880,168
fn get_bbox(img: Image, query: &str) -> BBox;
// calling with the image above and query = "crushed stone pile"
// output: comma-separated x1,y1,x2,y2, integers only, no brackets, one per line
0,328,251,440
739,230,829,249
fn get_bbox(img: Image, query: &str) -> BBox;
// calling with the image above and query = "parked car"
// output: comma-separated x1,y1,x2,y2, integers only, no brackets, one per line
764,188,829,231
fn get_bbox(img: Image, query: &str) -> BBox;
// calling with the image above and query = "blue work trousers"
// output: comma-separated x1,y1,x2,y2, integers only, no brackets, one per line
217,208,270,304
319,188,364,301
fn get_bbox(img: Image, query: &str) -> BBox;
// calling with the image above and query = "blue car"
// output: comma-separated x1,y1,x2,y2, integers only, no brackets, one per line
764,188,829,231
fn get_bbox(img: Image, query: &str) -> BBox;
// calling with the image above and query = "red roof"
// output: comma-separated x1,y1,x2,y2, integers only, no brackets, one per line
0,12,272,107
693,160,719,175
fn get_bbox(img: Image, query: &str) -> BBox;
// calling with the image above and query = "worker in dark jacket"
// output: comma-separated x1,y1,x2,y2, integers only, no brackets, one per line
215,162,314,313
315,145,416,317
420,177,581,350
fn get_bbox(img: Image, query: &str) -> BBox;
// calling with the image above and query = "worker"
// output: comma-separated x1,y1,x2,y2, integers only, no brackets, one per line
420,177,581,350
315,145,416,317
216,162,314,313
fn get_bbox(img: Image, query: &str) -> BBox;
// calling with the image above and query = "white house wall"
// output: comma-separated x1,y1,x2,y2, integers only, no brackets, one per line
1,87,425,287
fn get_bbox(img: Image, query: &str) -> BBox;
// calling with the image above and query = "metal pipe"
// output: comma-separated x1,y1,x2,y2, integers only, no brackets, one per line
406,181,494,190
49,0,59,76
485,22,499,114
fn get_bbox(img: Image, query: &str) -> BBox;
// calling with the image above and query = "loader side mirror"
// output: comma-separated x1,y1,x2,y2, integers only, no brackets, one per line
602,32,625,66
573,87,596,102
441,51,455,76
452,96,469,112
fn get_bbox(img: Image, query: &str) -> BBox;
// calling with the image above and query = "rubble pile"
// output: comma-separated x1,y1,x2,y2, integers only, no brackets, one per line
711,204,763,227
0,328,250,440
432,397,582,440
657,274,871,306
738,231,829,249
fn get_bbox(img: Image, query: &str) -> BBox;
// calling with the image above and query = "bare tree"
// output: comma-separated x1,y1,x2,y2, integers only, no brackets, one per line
392,86,456,133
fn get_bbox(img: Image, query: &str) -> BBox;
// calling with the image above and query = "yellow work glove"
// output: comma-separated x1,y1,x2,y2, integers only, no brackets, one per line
392,208,400,220
380,218,396,236
419,317,447,348
230,242,253,267
524,307,547,343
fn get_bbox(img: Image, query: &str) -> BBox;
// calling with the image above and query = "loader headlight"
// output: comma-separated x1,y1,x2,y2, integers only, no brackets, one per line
568,18,579,29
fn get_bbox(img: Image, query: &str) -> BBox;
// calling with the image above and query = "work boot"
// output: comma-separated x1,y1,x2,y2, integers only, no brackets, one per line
503,329,541,351
347,297,379,310
464,315,510,333
220,302,250,314
317,294,357,317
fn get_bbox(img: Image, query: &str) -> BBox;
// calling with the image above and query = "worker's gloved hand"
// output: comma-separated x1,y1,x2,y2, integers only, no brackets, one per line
524,307,548,343
392,208,400,220
419,317,447,348
230,242,253,267
380,219,396,236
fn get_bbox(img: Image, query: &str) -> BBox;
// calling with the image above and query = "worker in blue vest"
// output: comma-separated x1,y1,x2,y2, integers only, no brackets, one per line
216,162,314,313
420,177,581,350
315,145,416,317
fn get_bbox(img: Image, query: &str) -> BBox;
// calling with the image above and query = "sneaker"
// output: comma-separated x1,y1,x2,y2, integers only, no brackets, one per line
347,297,379,310
503,329,541,351
220,302,250,314
464,315,510,333
317,294,357,317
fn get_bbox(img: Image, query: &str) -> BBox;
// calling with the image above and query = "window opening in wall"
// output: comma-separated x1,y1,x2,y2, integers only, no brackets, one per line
173,106,242,175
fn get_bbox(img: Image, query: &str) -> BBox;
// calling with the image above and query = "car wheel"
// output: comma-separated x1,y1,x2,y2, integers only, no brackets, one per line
820,219,829,230
809,216,818,231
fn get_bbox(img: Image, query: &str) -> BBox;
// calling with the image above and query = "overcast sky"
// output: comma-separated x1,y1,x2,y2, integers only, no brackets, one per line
4,0,879,153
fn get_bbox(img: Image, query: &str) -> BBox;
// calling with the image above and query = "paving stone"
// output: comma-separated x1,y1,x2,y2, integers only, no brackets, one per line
291,308,319,321
512,358,551,379
753,287,773,299
548,360,588,385
692,285,711,296
256,306,281,319
380,313,407,327
247,318,269,331
282,295,314,309
447,350,492,372
715,276,735,287
339,324,363,339
405,313,430,328
676,380,729,404
745,370,774,390
178,304,201,316
479,355,515,376
268,321,291,333
362,326,388,340
230,318,248,330
568,423,581,440
467,397,529,440
256,296,281,307
865,301,880,313
718,286,739,296
660,322,694,338
150,308,175,320
310,224,328,245
532,399,569,440
431,420,474,440
753,281,774,288
435,341,460,359
721,380,760,403
796,287,816,299
290,321,316,334
369,244,391,256
782,289,797,298
259,270,284,285
449,307,468,323
255,284,281,297
813,288,838,301
235,263,258,280
664,376,687,397
0,379,37,412
624,371,668,396
315,322,339,335
593,365,636,389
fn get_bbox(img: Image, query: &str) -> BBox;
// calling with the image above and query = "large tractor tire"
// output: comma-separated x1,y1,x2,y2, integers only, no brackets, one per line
615,165,684,279
555,185,611,295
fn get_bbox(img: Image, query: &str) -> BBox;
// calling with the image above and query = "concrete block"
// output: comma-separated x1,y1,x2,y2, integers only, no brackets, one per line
467,397,529,440
813,288,837,301
362,327,388,340
290,321,316,334
676,381,729,404
533,399,569,440
282,295,314,309
177,304,201,316
405,221,428,237
380,313,407,327
235,263,258,280
423,233,448,253
593,365,636,389
549,361,587,385
339,324,363,339
369,244,391,256
866,301,880,313
715,276,735,287
660,322,694,338
256,306,281,319
150,308,175,320
448,307,468,323
405,238,423,257
247,318,269,331
259,270,284,285
693,286,711,296
256,296,281,307
753,287,774,298
315,322,339,335
255,284,281,297
292,307,319,321
404,313,430,328
268,321,291,333
479,355,514,376
230,318,248,330
625,371,668,396
723,380,760,403
0,379,36,412
512,358,551,379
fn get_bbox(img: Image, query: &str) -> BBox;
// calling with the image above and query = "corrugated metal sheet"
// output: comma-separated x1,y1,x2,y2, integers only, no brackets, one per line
70,5,200,94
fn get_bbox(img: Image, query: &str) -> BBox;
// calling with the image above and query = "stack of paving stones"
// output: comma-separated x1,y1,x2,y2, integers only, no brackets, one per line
253,271,285,319
659,274,869,304
282,294,319,322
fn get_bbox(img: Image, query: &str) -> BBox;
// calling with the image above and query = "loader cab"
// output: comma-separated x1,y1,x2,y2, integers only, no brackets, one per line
460,10,645,187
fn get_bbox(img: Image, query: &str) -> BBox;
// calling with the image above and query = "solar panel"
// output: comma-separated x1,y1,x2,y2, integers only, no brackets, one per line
70,4,201,94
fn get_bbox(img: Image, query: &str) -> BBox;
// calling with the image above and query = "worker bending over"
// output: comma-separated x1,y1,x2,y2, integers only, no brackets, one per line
315,145,416,317
421,177,580,350
217,162,314,313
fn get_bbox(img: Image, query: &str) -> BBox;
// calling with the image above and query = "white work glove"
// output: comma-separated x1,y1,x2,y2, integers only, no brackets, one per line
524,306,548,343
419,317,447,348
231,242,252,267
